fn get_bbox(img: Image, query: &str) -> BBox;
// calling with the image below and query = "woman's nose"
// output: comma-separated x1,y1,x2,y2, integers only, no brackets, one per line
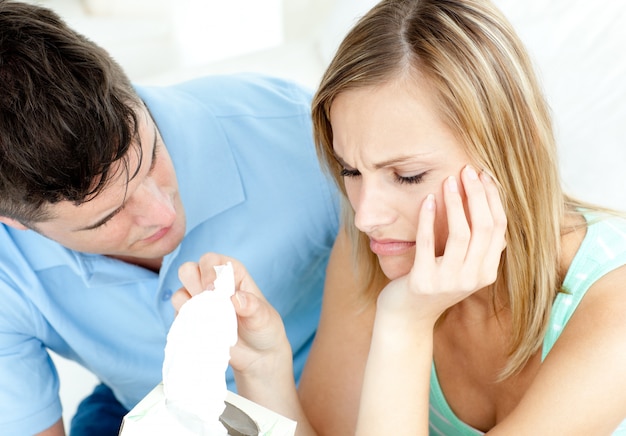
352,182,395,234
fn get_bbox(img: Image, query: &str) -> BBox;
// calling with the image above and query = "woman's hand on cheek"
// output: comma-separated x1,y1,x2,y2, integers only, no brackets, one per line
377,165,507,325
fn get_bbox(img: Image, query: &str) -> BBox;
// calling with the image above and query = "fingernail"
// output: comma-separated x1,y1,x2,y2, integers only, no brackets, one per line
425,193,435,210
235,291,246,309
465,165,478,180
447,176,458,193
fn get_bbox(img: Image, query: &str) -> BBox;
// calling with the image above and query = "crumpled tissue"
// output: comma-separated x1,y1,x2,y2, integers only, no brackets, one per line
162,261,238,434
119,261,297,435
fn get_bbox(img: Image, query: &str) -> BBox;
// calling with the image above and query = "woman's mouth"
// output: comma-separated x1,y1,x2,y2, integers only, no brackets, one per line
369,238,415,256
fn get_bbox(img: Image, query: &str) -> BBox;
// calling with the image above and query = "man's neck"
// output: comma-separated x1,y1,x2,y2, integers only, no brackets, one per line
108,255,163,272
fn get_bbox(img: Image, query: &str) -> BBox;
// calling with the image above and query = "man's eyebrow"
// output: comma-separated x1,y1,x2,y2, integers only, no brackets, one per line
148,124,158,172
77,122,158,232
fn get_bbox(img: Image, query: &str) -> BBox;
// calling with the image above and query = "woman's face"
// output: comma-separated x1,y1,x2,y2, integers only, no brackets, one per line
330,77,472,280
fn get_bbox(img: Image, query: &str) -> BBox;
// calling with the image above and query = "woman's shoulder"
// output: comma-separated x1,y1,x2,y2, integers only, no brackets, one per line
551,212,626,340
580,211,626,296
552,211,626,327
544,212,626,361
562,211,626,284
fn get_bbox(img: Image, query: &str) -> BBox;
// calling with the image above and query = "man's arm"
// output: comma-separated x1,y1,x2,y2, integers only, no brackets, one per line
36,418,65,436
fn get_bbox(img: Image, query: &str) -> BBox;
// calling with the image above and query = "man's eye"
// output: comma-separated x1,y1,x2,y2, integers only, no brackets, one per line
395,172,426,184
340,168,361,178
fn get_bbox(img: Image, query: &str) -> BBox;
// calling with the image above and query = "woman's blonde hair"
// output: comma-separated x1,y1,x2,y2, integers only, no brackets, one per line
312,0,574,378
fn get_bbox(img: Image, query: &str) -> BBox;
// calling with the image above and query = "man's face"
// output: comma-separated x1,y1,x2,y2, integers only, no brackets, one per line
31,106,186,260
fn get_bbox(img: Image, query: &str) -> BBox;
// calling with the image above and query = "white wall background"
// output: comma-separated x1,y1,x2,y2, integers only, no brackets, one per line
22,0,626,431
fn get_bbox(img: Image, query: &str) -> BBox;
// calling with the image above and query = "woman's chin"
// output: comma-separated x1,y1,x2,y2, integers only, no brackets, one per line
378,255,412,281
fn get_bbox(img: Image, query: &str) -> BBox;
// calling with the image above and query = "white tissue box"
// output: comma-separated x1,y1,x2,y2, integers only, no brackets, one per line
119,383,297,435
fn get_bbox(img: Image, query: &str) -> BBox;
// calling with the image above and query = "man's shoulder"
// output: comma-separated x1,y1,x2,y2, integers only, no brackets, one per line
0,225,87,279
177,73,312,97
142,73,314,118
0,224,62,261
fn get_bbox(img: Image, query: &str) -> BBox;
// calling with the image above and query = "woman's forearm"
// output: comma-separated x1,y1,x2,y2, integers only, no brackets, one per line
356,312,435,436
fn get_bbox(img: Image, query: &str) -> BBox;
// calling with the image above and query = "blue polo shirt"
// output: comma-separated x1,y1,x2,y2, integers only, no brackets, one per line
0,74,339,435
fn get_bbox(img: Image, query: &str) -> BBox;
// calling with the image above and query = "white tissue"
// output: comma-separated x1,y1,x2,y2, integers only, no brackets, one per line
162,262,238,435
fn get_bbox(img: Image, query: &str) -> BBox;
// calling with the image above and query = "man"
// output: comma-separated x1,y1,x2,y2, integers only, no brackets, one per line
0,1,339,435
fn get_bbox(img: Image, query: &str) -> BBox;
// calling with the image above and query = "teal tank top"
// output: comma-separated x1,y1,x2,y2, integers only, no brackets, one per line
428,215,626,435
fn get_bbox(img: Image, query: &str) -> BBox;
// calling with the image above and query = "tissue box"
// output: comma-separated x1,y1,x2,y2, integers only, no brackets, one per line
119,383,297,435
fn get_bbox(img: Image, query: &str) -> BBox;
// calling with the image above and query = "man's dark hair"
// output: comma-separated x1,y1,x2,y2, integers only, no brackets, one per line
0,0,142,224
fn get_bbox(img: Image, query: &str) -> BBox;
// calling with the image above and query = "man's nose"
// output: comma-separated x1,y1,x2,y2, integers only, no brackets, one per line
129,179,176,226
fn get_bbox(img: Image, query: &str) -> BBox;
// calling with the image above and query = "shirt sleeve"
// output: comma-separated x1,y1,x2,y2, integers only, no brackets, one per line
0,278,63,435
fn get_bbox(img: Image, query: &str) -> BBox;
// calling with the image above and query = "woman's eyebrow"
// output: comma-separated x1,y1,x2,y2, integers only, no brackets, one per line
332,151,350,168
333,151,429,169
373,155,420,169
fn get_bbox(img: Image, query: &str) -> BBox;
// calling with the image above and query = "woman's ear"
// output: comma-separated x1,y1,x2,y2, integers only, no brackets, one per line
0,216,29,230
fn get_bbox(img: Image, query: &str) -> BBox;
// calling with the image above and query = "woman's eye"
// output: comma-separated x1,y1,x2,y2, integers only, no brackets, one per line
395,172,426,184
340,168,361,178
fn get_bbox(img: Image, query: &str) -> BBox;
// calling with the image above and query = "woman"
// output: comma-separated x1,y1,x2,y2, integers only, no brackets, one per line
174,0,626,434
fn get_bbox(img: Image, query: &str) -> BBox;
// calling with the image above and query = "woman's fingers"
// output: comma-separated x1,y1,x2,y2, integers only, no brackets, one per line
459,166,498,278
411,165,506,295
479,171,508,272
196,253,266,300
413,193,437,287
173,256,289,377
178,261,205,296
171,287,191,313
457,166,506,288
232,290,280,341
230,290,290,375
441,174,471,268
